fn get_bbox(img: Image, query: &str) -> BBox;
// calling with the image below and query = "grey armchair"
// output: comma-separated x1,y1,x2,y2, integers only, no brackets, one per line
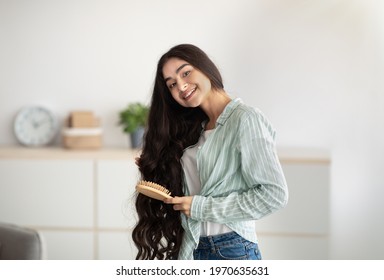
0,222,44,260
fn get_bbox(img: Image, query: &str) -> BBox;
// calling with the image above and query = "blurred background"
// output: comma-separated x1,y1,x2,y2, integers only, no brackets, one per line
0,0,383,259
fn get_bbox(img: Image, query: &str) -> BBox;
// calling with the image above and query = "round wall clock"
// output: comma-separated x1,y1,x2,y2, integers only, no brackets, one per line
14,106,58,147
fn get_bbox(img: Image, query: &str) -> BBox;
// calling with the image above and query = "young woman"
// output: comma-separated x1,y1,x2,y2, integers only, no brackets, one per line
132,44,288,260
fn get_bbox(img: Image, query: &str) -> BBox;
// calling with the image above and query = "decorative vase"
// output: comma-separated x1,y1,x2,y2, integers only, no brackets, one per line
130,126,145,148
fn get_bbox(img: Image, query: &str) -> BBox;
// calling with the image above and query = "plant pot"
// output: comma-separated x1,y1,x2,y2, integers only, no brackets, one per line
130,127,145,148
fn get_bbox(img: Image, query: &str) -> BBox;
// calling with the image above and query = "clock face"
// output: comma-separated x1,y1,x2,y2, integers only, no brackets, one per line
14,106,58,146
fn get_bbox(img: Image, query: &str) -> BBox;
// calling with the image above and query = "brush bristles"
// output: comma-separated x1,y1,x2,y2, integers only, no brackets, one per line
138,180,172,196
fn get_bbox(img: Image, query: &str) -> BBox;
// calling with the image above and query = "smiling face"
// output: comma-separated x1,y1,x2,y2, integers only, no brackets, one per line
162,57,213,108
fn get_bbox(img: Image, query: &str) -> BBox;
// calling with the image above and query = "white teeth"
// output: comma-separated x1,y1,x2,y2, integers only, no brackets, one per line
184,88,196,99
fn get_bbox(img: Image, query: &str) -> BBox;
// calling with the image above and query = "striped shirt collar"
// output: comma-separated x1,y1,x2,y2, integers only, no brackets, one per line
201,97,242,129
217,98,242,126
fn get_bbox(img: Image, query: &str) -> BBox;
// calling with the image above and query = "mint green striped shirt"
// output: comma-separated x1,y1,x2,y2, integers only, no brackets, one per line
178,98,288,260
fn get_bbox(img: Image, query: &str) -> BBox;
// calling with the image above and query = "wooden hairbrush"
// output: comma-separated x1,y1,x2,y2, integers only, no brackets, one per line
136,180,172,201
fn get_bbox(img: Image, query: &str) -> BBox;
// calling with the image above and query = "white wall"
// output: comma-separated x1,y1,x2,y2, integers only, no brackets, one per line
0,0,383,259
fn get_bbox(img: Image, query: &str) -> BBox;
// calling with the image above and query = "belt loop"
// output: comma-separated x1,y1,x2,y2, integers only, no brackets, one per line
208,236,215,253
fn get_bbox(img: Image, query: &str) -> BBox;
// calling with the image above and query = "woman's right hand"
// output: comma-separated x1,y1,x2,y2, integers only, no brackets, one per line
164,196,194,217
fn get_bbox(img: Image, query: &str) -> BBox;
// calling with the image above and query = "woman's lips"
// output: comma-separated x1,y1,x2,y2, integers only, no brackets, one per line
183,87,196,100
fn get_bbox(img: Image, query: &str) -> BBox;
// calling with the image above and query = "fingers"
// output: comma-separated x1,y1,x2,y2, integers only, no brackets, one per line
164,196,183,204
164,196,191,206
134,157,140,166
164,196,193,217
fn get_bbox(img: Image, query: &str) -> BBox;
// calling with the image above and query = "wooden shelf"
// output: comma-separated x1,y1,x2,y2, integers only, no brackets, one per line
0,146,330,163
0,146,138,160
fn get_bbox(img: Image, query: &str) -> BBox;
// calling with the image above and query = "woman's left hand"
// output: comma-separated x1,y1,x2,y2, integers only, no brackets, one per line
164,196,193,217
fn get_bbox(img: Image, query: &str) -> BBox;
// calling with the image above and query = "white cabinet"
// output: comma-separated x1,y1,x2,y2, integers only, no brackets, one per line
0,147,139,260
39,231,94,260
256,148,330,259
0,147,330,260
96,160,139,260
0,160,93,228
97,160,138,230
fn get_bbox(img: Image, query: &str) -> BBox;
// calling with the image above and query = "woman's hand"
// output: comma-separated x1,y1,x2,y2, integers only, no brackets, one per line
135,157,140,166
164,196,193,217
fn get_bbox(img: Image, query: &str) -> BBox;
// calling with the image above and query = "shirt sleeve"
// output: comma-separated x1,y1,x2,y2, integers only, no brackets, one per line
190,109,289,223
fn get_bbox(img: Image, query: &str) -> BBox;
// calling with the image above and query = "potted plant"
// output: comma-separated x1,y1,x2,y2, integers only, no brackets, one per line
118,102,149,148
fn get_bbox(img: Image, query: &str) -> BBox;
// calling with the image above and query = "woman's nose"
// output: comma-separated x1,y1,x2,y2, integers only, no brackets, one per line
178,82,189,92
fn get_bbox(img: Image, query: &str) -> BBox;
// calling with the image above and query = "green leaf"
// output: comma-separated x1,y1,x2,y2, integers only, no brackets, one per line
118,102,149,134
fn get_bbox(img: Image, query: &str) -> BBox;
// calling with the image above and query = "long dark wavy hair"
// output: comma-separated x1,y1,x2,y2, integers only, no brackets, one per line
132,44,224,259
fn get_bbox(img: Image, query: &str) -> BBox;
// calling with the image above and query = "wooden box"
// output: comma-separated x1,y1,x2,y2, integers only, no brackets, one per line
69,111,99,128
62,128,102,149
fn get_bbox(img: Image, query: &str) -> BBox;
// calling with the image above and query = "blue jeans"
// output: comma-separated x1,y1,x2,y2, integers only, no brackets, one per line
193,231,262,260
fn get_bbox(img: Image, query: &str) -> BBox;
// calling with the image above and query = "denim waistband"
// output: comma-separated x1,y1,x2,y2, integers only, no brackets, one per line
196,231,244,249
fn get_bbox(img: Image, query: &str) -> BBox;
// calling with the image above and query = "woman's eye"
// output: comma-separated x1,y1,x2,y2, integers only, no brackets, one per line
169,83,176,89
183,70,191,77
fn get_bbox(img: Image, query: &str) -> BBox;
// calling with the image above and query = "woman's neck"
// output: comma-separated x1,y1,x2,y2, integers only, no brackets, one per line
200,90,232,130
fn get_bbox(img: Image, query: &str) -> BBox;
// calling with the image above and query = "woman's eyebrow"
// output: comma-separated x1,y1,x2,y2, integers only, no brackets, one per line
176,63,190,74
164,63,190,83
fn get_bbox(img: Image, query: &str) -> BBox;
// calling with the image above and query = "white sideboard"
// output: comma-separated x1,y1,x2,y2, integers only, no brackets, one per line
0,146,330,259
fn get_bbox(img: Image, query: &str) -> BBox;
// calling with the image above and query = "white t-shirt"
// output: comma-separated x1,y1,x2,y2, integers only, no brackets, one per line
181,129,232,236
